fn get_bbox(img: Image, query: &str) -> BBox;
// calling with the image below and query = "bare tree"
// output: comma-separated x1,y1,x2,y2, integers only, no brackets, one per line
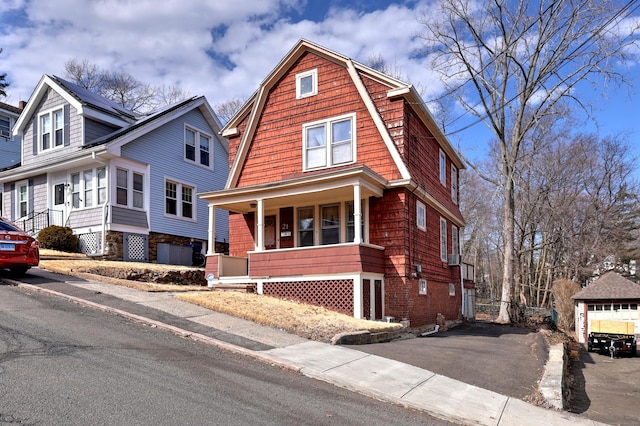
0,48,9,98
63,58,190,114
420,0,640,323
213,98,245,125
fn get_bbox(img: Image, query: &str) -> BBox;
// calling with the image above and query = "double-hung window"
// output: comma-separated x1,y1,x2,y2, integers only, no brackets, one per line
83,169,94,208
17,182,28,218
417,200,426,231
303,114,355,170
297,206,314,247
40,109,64,151
71,167,111,209
440,217,448,262
0,115,10,139
439,149,446,186
116,169,128,206
165,179,195,220
321,204,340,245
71,173,81,208
185,126,212,168
451,164,458,204
452,225,459,256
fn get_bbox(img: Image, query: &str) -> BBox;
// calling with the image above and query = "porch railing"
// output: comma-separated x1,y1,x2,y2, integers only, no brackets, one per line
15,209,64,235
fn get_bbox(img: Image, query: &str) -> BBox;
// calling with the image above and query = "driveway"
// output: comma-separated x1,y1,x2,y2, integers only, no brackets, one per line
568,346,640,425
346,321,548,401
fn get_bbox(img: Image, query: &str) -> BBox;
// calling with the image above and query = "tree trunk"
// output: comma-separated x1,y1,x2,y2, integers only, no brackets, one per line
497,178,515,323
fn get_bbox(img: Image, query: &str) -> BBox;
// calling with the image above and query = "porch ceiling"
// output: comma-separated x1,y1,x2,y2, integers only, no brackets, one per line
199,166,386,214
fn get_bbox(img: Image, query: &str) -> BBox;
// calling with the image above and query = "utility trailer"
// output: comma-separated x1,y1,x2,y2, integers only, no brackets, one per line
587,320,637,358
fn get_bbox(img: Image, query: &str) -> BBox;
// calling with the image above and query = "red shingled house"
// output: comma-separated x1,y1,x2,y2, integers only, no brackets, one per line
199,39,475,328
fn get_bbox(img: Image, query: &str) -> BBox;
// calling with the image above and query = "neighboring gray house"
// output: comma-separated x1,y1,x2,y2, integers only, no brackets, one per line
0,101,23,216
0,75,229,264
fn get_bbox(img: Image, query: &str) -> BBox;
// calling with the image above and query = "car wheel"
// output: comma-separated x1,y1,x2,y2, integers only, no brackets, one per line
9,267,29,277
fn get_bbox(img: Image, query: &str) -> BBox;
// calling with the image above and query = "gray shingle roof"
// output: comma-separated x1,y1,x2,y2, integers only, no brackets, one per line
572,271,640,300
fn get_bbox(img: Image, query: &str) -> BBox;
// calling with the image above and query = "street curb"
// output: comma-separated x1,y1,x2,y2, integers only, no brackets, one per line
6,280,306,374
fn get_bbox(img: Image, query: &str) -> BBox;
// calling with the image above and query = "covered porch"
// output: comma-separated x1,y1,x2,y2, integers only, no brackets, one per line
198,166,389,319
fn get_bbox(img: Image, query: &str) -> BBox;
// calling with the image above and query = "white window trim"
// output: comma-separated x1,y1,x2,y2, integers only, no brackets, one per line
39,107,64,152
451,164,458,204
416,200,426,231
419,279,427,295
164,177,197,222
302,113,356,171
69,166,111,210
449,283,456,296
452,225,460,256
296,68,318,99
15,180,29,219
440,217,447,262
439,149,446,186
184,125,213,169
114,166,146,210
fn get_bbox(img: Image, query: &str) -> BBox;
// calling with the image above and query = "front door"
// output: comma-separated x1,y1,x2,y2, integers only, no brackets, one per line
264,215,277,250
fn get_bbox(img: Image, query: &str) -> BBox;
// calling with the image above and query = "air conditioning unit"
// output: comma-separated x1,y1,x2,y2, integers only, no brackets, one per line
447,254,461,266
0,128,10,139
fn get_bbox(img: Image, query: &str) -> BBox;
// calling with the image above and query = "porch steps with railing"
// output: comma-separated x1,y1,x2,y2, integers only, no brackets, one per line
14,209,63,236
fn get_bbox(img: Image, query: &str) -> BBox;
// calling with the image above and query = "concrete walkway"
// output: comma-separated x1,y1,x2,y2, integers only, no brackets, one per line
3,271,606,426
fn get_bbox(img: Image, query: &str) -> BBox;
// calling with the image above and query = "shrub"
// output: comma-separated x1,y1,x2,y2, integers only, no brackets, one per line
552,278,582,331
38,225,79,252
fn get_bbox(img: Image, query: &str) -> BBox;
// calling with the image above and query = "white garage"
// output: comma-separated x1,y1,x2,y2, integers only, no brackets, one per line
572,272,640,344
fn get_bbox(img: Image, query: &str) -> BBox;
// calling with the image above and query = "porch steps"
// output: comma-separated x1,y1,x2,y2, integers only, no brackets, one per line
210,283,256,293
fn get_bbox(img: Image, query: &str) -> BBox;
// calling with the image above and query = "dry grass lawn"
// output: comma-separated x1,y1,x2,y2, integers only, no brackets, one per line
38,249,403,342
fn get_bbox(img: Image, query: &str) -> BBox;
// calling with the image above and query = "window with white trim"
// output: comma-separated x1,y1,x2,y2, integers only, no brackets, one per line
70,167,110,209
16,181,28,218
116,169,128,206
419,279,427,295
417,200,426,231
115,168,144,209
451,164,458,203
296,69,318,99
97,167,107,204
452,225,459,255
303,114,355,170
165,179,195,220
0,115,10,139
39,109,64,151
439,149,446,186
185,126,212,168
440,217,447,262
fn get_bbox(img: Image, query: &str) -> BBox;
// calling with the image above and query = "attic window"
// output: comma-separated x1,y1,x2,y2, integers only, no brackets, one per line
39,108,64,151
296,69,318,99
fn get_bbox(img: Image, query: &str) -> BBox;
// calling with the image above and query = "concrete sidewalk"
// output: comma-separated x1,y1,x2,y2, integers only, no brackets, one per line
3,272,605,426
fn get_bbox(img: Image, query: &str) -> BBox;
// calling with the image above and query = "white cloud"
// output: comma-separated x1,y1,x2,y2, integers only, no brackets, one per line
0,0,442,106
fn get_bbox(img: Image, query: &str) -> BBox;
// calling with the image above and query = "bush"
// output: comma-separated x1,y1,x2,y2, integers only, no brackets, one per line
552,278,582,331
38,225,79,252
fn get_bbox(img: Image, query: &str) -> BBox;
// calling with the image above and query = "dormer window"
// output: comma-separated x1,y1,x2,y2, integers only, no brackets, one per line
296,69,318,99
40,108,64,151
303,113,355,171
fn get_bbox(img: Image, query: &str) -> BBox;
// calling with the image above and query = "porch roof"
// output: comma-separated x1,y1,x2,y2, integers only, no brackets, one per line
198,165,386,213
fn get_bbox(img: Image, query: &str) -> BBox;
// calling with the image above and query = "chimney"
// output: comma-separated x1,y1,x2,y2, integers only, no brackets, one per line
18,100,26,110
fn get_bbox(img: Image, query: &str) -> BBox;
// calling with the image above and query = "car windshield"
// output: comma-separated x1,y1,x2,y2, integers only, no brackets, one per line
0,220,21,232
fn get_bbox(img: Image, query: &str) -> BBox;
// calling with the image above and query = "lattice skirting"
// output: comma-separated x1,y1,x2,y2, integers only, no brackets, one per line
262,279,354,316
78,232,100,255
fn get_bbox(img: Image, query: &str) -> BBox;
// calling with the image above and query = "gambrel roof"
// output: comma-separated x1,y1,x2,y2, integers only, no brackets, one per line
220,38,465,190
572,271,640,300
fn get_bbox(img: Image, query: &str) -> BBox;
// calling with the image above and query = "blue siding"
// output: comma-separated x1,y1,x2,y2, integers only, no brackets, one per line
120,108,229,242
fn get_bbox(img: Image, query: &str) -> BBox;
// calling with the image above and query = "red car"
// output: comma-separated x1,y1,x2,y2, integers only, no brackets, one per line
0,218,40,276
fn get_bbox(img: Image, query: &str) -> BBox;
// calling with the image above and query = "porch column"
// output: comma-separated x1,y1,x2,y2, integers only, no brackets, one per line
353,184,362,244
207,204,216,255
256,199,264,251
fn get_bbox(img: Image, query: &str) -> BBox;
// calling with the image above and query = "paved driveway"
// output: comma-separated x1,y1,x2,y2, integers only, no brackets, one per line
568,346,640,425
346,321,548,401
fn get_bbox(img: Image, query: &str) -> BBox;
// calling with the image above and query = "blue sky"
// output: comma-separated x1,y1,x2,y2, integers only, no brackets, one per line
1,0,639,168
